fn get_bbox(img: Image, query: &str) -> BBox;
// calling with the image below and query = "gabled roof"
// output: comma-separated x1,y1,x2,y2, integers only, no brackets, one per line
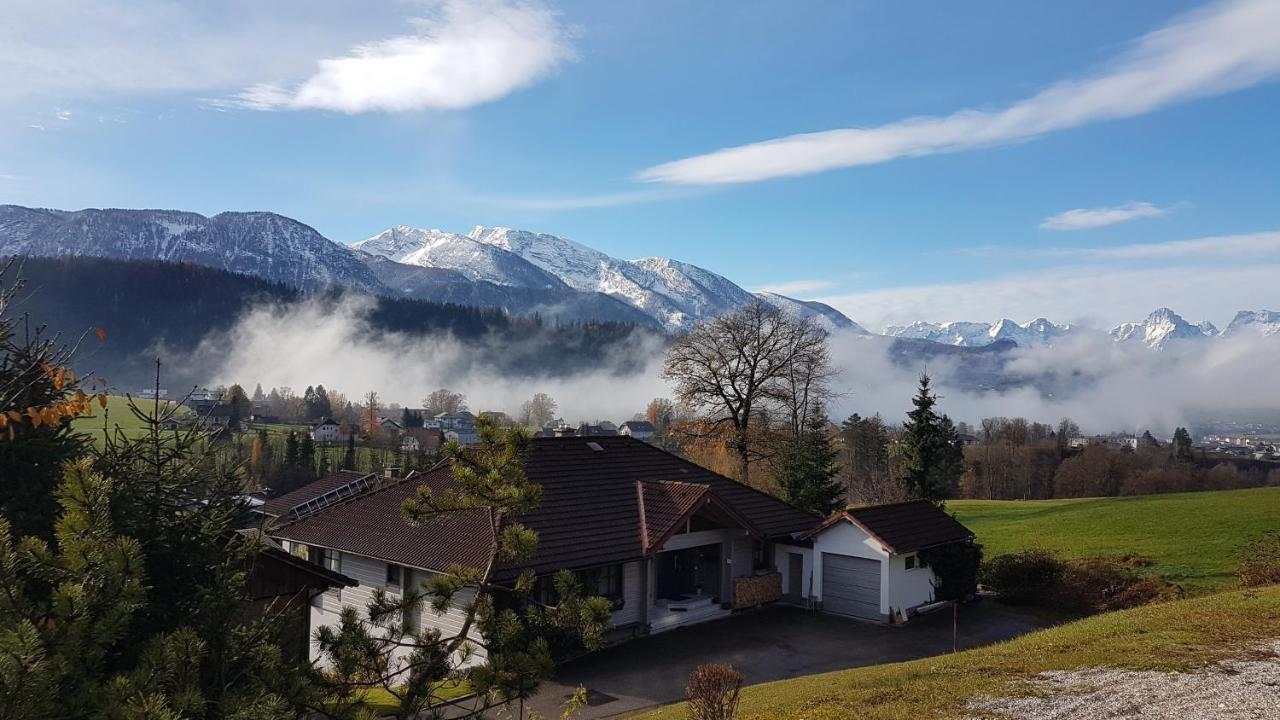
271,467,495,574
621,420,655,432
269,436,821,581
636,480,761,554
259,470,376,518
803,500,975,554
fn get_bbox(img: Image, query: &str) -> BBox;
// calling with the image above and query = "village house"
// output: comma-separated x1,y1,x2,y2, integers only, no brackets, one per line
619,420,656,441
310,418,341,443
400,427,445,454
266,437,976,667
377,416,402,436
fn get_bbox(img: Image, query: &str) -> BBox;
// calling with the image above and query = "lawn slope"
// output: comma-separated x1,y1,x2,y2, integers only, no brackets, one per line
638,586,1280,720
951,487,1280,592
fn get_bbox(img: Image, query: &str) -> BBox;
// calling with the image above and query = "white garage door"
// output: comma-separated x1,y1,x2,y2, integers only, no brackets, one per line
821,553,881,620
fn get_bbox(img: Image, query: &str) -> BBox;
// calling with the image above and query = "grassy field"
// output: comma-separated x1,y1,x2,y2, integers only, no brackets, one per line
950,487,1280,593
71,394,188,444
639,585,1280,720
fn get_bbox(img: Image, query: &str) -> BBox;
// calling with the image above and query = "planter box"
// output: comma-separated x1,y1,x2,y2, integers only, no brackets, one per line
733,571,782,609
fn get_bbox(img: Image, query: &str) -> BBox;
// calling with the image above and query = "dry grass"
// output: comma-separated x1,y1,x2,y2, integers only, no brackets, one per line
636,586,1280,720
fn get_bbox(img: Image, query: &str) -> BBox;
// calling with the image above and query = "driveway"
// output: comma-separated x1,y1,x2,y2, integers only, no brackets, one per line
528,601,1045,719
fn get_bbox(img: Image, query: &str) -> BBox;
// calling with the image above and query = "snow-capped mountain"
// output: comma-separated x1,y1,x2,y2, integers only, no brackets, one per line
884,318,1074,347
351,226,565,289
1222,310,1280,337
1109,308,1218,350
0,205,382,292
753,292,868,334
0,205,862,332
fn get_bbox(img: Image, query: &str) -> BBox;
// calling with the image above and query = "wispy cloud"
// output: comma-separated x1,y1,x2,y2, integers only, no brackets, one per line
960,229,1280,261
475,187,695,211
753,278,836,296
1039,201,1168,230
637,0,1280,185
232,1,574,113
816,263,1279,332
1050,230,1280,260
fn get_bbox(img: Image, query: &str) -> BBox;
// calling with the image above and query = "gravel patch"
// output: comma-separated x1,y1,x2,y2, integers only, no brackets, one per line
968,641,1280,720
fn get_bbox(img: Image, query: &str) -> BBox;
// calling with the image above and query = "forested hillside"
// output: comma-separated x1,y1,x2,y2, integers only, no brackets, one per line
4,256,656,389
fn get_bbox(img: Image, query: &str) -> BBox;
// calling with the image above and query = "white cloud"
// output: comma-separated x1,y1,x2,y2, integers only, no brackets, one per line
234,1,574,113
815,263,1280,332
54,109,72,121
752,278,836,296
637,0,1280,184
1039,202,1167,230
1045,230,1280,259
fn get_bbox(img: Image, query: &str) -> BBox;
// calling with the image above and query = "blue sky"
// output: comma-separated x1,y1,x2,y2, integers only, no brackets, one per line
2,0,1278,330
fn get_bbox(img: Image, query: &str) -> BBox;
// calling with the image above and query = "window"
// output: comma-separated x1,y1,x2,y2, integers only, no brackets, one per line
323,549,342,573
905,554,918,570
386,562,403,589
582,564,623,600
534,564,625,608
752,542,771,572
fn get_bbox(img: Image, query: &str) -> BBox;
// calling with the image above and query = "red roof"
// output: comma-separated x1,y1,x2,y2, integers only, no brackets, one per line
260,470,376,517
271,436,821,579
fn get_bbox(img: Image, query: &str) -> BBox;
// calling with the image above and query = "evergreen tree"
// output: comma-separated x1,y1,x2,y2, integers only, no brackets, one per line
2,393,317,718
0,273,93,539
284,431,300,469
1172,427,1195,462
302,386,318,420
839,413,897,503
898,375,964,505
313,384,332,418
299,433,316,478
342,432,356,471
774,404,843,515
251,383,266,402
225,384,251,425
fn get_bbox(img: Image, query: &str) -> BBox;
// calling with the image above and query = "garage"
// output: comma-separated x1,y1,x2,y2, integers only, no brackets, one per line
820,553,881,620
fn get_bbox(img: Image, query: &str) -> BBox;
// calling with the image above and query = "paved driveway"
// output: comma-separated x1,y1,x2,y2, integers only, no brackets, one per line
528,601,1044,718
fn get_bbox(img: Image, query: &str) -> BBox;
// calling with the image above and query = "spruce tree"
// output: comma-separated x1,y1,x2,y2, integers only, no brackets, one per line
1172,427,1195,462
899,375,964,505
775,404,843,515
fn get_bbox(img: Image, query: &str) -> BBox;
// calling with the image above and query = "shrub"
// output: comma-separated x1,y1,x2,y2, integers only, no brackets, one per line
980,550,1063,604
1238,531,1280,588
1053,557,1178,613
919,540,983,602
686,663,742,720
983,551,1177,613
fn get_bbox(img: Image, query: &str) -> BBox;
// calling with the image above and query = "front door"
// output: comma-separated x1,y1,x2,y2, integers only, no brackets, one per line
786,553,804,602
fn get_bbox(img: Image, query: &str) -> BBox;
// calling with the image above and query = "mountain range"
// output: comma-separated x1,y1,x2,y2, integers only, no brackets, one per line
1,204,1275,350
0,205,854,331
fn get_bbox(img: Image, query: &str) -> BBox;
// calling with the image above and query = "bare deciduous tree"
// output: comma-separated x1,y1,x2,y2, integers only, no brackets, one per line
663,300,829,484
518,392,557,429
422,388,467,416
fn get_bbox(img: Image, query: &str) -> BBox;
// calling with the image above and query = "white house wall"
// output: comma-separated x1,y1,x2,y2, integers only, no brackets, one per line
774,543,813,599
610,561,645,627
294,547,484,669
885,552,939,615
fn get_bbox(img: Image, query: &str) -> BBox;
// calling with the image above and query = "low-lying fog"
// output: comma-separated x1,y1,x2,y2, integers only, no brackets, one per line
199,297,1280,434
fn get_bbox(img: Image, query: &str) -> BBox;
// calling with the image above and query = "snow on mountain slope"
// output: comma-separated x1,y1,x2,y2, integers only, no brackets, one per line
753,292,867,333
1222,310,1280,337
352,226,565,289
0,205,381,292
1109,308,1217,350
884,317,1079,347
466,226,749,329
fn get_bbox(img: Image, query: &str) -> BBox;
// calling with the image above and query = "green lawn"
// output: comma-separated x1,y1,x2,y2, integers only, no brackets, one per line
950,487,1280,593
639,585,1280,720
343,680,472,716
72,394,188,445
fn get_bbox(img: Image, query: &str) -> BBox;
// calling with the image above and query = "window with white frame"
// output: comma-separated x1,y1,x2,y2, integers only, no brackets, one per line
905,553,919,570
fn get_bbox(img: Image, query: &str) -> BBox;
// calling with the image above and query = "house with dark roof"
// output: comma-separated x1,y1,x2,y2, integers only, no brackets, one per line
265,436,976,666
619,420,656,440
